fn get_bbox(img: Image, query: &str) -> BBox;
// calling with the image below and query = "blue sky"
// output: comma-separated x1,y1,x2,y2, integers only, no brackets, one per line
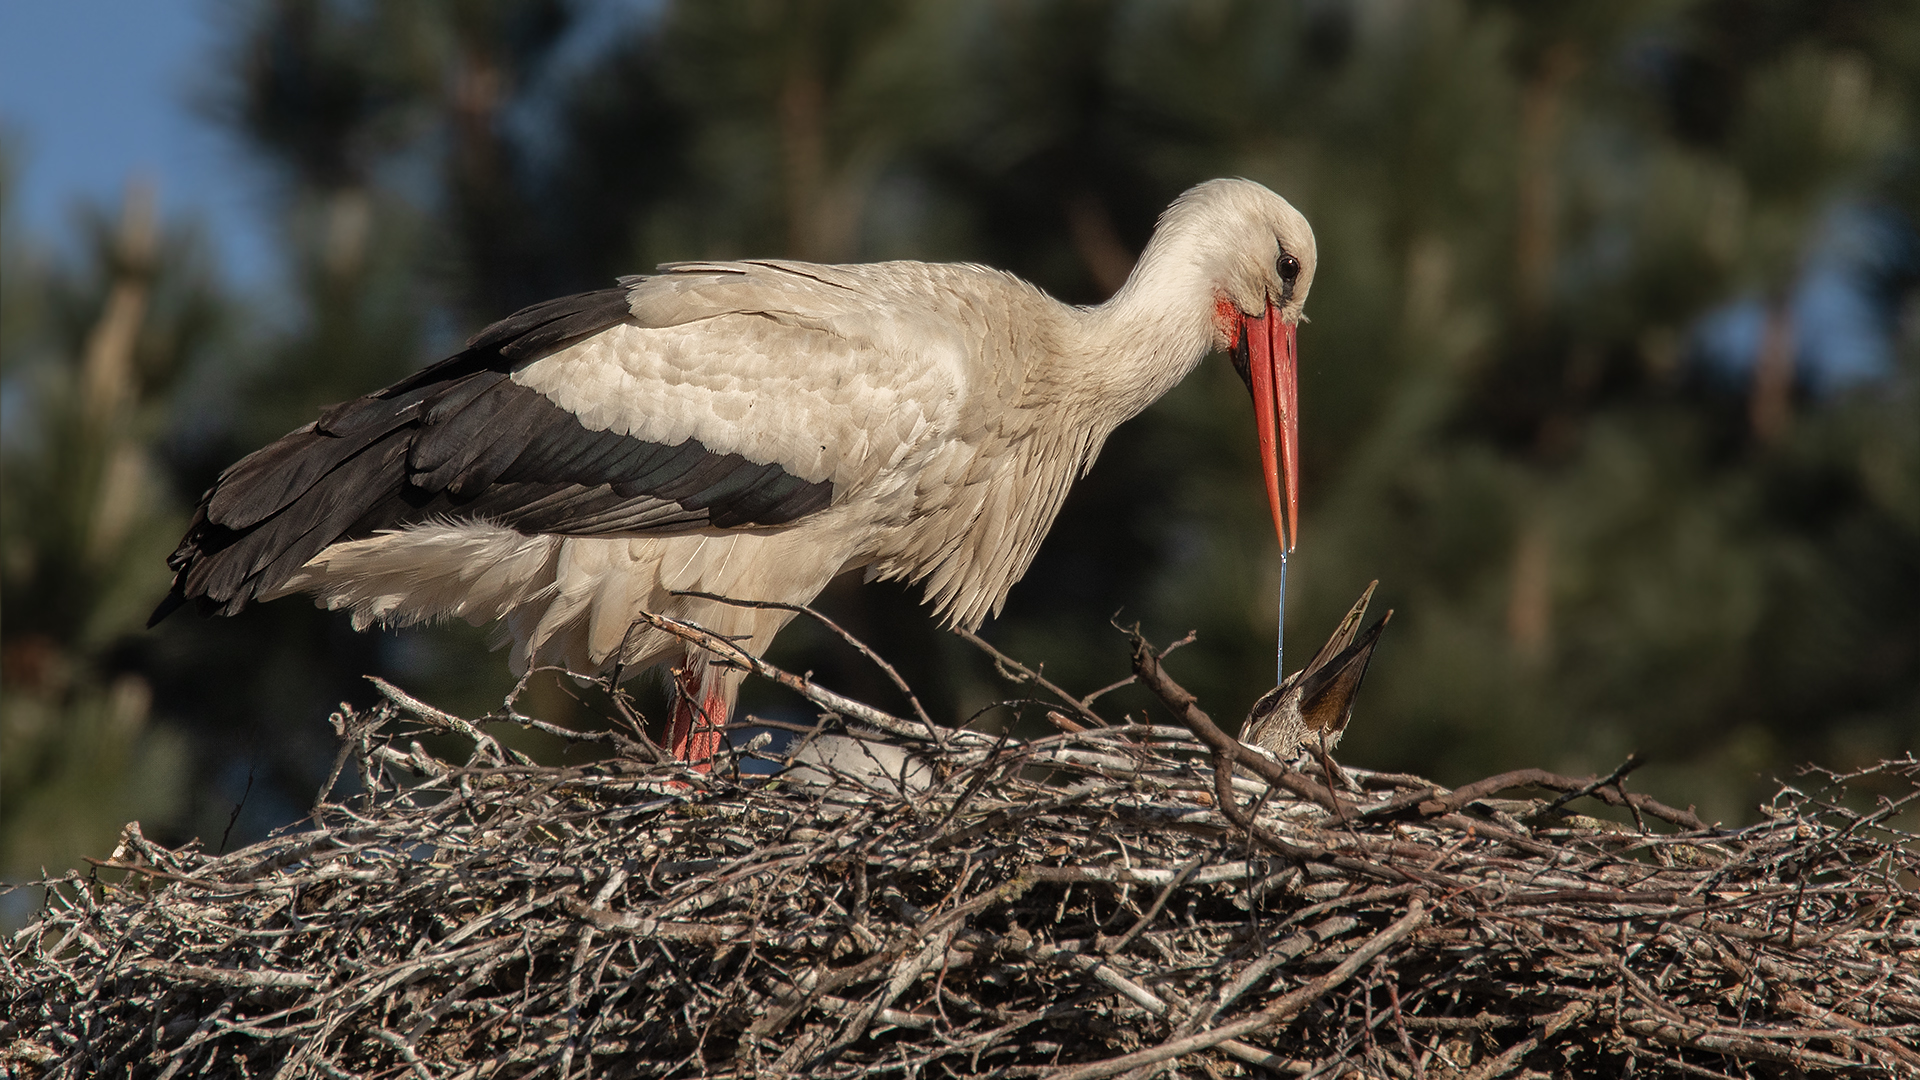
1,1,272,282
1694,202,1915,393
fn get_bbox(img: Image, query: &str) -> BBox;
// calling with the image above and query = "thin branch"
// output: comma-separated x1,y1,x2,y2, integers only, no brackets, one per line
629,609,971,747
1127,626,1345,816
672,590,945,748
1409,767,1707,831
956,627,1111,729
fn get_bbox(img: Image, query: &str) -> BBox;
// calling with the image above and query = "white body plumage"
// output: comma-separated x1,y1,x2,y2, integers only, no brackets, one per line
159,178,1318,760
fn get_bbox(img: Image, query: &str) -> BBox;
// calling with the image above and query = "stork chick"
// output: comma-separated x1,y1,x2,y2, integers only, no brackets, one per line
1242,581,1392,762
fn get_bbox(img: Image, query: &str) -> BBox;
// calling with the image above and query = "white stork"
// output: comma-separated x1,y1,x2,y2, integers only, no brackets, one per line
153,178,1315,770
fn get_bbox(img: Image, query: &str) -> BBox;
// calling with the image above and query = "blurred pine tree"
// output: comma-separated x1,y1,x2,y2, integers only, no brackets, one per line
1,178,212,912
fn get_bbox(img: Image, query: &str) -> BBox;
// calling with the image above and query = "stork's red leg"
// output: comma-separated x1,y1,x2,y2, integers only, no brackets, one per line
668,667,728,772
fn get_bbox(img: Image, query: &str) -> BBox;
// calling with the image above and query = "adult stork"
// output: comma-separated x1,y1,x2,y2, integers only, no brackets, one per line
153,178,1315,770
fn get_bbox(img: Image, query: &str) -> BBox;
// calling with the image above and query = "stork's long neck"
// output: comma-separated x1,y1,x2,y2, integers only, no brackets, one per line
1068,219,1224,425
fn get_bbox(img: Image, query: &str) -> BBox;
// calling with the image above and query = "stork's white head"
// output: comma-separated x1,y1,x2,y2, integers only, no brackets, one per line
1153,178,1317,554
1157,177,1318,338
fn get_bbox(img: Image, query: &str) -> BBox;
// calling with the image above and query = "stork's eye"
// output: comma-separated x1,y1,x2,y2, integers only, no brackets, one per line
1278,253,1301,284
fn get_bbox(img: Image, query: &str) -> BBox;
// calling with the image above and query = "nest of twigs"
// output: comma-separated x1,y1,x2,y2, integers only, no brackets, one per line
4,621,1918,1079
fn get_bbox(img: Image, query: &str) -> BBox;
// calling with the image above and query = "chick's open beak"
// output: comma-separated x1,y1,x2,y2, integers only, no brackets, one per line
1236,301,1299,552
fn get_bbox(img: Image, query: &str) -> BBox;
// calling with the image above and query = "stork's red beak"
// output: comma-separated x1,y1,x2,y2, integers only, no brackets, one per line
1236,301,1299,552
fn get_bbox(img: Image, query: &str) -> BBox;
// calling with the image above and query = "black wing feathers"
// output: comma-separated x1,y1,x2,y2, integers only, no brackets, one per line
153,285,834,624
463,288,633,361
